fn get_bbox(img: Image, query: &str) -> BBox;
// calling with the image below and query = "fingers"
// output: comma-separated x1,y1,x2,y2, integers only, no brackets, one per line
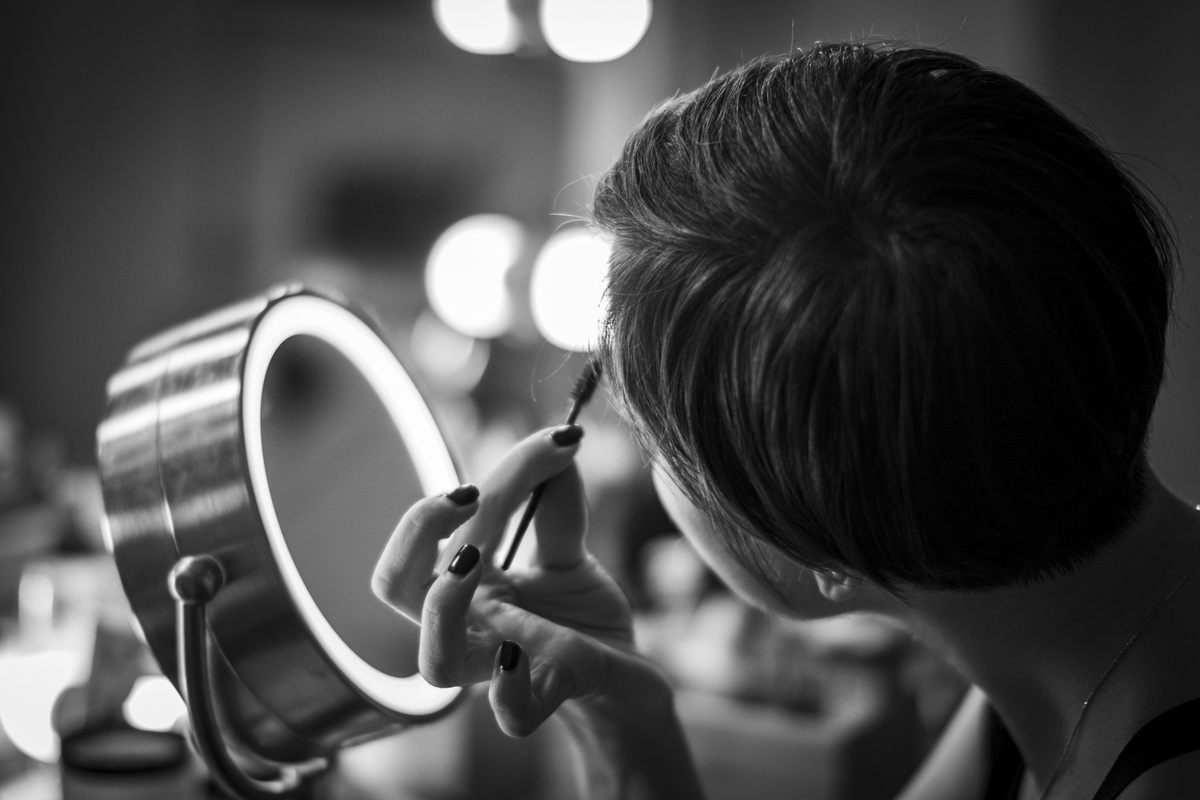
419,543,488,687
443,425,584,566
489,640,573,738
489,637,675,742
372,487,480,623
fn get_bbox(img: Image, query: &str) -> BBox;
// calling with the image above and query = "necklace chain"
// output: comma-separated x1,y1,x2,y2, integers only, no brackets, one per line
1034,531,1200,800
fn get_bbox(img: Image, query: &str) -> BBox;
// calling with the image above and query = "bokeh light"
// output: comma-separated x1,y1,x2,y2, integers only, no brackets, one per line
433,0,522,56
123,675,187,733
410,309,491,393
530,226,611,351
0,649,88,762
540,0,653,63
425,214,525,339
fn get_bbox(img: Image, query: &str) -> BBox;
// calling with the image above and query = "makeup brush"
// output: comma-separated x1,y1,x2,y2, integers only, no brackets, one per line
501,357,603,570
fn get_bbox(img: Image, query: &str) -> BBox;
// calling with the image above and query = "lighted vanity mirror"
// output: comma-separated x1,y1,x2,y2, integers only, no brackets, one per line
97,286,463,799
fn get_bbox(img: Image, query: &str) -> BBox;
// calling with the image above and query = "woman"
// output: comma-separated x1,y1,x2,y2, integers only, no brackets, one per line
372,43,1199,799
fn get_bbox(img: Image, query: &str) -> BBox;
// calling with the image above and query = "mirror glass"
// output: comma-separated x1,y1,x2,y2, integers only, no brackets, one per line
260,334,421,678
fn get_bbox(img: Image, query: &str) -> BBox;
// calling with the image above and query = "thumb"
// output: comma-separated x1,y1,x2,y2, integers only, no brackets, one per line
533,461,587,569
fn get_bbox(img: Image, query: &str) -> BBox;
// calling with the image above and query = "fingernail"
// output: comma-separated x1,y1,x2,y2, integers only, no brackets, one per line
448,544,480,575
498,640,521,672
444,484,479,505
551,424,584,446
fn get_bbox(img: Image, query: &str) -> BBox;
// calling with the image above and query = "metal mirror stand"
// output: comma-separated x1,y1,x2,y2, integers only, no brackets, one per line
169,555,332,800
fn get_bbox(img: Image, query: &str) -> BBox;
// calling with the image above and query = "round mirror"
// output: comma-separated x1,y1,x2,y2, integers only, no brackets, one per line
259,333,424,681
96,286,463,794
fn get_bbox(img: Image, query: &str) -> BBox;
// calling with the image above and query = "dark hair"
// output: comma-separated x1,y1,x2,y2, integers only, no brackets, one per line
593,42,1176,592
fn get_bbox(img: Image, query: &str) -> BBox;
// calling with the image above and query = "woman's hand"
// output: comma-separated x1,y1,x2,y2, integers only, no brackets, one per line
372,425,651,729
371,424,705,799
367,422,700,796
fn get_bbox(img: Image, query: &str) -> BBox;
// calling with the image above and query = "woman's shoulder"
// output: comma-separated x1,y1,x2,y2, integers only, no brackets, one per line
1111,749,1200,800
1090,695,1200,800
895,688,1200,800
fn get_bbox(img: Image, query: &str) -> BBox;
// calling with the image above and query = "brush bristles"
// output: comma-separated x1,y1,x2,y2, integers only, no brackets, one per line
570,357,603,406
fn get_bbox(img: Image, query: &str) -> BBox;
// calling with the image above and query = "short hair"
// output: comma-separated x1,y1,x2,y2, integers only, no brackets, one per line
593,42,1176,592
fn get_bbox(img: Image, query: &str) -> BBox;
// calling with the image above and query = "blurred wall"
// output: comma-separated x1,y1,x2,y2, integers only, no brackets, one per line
0,0,568,462
2,0,1197,500
1032,0,1200,500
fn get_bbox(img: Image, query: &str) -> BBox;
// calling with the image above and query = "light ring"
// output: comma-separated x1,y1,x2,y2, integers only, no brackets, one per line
242,296,458,714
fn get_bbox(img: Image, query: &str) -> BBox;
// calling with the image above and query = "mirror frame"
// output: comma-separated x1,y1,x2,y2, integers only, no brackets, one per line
96,285,464,771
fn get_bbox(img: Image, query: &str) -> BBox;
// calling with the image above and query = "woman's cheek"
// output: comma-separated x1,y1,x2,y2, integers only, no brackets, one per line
650,466,798,617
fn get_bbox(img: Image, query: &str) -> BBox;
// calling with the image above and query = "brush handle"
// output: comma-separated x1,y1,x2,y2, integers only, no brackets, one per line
501,481,547,570
501,369,594,570
564,399,585,426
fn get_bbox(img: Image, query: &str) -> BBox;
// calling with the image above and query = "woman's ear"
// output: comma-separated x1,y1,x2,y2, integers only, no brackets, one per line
813,570,859,602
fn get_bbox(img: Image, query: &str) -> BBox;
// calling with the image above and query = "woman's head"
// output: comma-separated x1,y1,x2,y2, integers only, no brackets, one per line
593,42,1176,594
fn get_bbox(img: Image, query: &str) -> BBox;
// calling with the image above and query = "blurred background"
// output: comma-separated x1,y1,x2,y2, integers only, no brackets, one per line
1,0,1198,798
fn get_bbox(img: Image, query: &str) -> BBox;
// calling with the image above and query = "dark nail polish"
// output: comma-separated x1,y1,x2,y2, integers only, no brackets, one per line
551,424,584,446
498,640,521,672
448,544,480,575
444,484,479,505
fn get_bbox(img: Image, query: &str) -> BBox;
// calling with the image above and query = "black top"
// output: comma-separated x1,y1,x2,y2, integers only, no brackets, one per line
985,698,1200,800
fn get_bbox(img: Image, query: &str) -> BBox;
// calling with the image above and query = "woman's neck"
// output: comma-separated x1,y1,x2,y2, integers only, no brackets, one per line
897,472,1200,790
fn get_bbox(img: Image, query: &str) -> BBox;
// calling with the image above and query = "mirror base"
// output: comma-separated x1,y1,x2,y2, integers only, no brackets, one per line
171,556,333,800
